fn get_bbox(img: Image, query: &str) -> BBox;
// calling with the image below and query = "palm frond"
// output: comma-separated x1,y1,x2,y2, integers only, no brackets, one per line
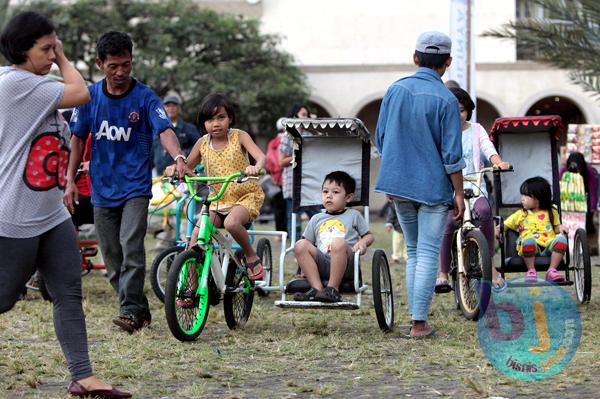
483,0,600,97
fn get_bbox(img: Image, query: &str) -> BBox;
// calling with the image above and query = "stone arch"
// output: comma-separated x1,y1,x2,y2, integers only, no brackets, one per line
307,95,336,118
354,97,383,135
520,91,588,125
475,97,502,132
525,93,587,148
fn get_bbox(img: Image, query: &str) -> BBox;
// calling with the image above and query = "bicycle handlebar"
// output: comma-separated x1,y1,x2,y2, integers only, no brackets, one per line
463,165,513,183
178,169,266,203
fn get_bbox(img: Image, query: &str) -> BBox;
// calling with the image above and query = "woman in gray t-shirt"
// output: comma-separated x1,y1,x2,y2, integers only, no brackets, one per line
0,11,131,398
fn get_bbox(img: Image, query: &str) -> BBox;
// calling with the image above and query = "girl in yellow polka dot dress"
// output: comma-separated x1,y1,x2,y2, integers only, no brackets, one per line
186,93,266,280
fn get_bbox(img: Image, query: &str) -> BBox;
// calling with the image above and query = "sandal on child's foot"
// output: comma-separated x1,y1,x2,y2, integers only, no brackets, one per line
245,258,264,281
525,269,538,282
315,286,342,303
492,276,507,292
545,268,565,282
293,287,319,302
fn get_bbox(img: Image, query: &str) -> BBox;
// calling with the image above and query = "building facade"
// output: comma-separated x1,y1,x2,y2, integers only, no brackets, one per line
200,0,599,209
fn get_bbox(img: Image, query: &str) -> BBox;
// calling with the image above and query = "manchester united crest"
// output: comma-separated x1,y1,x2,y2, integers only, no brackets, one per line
128,111,140,123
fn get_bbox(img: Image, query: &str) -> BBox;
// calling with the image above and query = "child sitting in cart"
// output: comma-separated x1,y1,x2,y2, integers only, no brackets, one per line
500,176,568,282
294,171,374,302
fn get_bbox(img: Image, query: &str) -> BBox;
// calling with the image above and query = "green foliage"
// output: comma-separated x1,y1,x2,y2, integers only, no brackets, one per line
483,0,600,97
7,0,309,136
0,0,9,28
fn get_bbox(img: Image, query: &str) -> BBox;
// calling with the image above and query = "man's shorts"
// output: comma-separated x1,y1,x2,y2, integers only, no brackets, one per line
315,249,355,281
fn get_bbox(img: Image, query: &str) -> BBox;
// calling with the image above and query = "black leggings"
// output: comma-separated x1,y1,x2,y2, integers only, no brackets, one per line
0,220,93,381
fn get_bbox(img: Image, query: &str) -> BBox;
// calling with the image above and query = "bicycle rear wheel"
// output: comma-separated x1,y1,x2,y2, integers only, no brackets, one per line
456,230,492,321
223,257,254,329
164,249,210,341
151,245,184,303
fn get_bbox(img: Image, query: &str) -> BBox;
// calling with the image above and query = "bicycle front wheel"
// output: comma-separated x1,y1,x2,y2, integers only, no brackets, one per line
223,257,254,329
164,249,211,341
456,230,492,321
151,245,184,303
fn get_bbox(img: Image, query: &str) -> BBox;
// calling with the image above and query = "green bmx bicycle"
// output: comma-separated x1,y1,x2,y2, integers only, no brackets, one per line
164,171,262,341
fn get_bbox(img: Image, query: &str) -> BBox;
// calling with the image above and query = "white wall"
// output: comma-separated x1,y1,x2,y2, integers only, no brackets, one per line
261,0,516,65
260,0,599,124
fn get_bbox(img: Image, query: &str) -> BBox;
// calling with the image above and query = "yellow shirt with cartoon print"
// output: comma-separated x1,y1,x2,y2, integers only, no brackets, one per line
504,208,561,255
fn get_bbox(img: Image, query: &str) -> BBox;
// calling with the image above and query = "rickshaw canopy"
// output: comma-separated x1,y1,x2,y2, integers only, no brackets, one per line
281,118,371,211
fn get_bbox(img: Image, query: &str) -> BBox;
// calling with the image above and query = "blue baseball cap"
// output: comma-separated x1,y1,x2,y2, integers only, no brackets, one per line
415,31,452,54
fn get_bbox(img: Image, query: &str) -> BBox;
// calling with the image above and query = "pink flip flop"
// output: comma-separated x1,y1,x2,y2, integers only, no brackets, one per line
545,268,565,282
525,269,538,282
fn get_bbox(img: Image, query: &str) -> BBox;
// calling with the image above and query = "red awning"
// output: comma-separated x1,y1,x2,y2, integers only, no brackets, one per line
490,115,563,141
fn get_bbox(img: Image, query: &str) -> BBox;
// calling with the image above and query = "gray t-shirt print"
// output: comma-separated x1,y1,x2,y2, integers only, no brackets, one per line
0,67,68,238
303,208,369,254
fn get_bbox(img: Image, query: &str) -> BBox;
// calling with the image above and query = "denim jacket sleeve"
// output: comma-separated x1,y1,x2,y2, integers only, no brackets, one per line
441,98,466,175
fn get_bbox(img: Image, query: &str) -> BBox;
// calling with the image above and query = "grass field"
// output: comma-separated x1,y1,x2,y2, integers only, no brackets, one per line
1,218,599,398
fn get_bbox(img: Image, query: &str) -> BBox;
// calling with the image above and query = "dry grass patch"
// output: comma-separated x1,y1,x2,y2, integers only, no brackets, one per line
1,220,599,398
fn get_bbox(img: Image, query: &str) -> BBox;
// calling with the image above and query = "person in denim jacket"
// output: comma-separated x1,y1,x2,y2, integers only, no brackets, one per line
375,31,465,338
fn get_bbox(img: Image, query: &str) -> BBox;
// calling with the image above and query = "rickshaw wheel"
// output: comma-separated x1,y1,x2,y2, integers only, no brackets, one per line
456,230,492,321
255,238,272,297
573,228,592,304
372,249,394,332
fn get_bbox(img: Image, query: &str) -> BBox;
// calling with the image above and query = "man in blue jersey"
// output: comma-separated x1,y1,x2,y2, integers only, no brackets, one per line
65,31,190,333
375,31,465,338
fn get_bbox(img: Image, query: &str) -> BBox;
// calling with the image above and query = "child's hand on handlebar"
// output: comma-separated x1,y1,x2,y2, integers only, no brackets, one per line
244,165,262,176
493,162,511,170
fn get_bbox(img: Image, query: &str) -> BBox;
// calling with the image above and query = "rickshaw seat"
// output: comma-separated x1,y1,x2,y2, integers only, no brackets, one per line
503,229,567,272
285,271,363,295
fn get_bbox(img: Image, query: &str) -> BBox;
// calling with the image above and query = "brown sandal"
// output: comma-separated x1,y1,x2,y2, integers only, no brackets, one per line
112,314,150,333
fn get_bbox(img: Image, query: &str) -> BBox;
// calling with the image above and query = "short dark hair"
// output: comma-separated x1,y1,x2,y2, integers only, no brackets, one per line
520,176,556,226
323,171,356,195
96,31,133,61
0,11,55,65
196,93,236,133
449,87,475,121
414,50,450,69
286,104,311,118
